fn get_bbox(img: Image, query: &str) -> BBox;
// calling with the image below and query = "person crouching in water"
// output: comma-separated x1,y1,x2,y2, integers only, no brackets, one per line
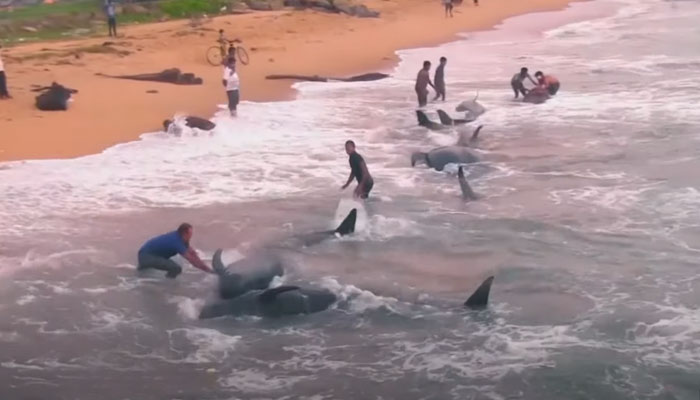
510,67,537,99
222,57,240,117
534,71,560,95
137,223,213,278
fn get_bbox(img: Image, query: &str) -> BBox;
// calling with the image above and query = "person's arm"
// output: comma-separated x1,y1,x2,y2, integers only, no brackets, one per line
183,247,213,273
341,170,354,190
527,74,537,86
353,160,371,197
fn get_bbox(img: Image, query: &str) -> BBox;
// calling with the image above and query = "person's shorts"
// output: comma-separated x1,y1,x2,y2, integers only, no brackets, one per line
227,90,239,111
359,177,374,199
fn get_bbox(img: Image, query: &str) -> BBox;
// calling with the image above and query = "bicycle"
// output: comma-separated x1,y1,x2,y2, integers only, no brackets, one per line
206,39,250,66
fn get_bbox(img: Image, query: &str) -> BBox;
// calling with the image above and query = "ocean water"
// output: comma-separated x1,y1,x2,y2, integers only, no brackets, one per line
2,0,700,398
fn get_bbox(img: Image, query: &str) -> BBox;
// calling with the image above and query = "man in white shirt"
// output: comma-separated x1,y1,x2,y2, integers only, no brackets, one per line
0,45,10,99
222,57,239,117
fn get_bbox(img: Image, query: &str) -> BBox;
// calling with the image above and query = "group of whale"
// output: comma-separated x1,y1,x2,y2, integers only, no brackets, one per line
196,94,497,320
199,208,494,319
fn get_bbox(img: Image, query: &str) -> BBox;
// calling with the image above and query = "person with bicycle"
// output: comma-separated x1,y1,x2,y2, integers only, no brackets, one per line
222,57,240,117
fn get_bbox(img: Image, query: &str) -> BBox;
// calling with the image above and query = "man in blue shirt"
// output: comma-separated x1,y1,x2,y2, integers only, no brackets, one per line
137,223,212,278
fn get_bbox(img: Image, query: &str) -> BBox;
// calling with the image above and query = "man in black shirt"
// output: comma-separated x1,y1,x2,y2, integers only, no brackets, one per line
341,140,374,199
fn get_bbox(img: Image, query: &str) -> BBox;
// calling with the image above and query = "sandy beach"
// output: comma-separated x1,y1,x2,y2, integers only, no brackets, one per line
0,0,574,162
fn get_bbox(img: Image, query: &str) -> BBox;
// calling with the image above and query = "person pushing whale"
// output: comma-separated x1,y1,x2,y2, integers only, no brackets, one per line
137,223,213,278
341,140,374,199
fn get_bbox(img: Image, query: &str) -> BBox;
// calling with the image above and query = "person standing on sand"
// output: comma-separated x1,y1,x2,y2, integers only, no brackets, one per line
106,0,117,37
433,57,447,101
222,57,240,117
341,140,374,199
0,46,10,99
137,223,213,278
442,0,453,18
415,61,435,107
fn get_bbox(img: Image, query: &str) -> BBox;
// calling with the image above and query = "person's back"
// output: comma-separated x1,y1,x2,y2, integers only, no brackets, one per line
139,231,186,259
137,223,212,278
416,69,430,91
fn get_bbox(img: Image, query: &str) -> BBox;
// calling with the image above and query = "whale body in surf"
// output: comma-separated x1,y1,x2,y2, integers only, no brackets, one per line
522,88,550,104
411,126,483,171
213,209,357,299
199,275,496,319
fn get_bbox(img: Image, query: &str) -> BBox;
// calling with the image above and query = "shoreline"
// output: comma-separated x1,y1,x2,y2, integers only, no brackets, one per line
0,0,581,163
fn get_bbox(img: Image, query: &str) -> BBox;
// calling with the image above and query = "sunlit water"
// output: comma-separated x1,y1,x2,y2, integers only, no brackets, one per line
2,0,700,398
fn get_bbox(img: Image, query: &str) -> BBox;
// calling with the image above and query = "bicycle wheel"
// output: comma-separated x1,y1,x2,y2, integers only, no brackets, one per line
206,46,224,66
237,46,250,65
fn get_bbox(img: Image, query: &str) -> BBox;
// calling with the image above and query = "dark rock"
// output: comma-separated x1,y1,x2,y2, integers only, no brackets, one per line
146,90,159,94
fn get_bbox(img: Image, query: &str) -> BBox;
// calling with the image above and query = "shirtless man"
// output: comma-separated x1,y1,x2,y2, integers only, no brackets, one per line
534,71,560,95
510,67,537,99
415,61,435,107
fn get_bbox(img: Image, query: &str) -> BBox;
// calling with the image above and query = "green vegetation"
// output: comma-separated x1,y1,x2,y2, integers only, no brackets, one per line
0,0,238,45
0,0,97,21
159,0,229,18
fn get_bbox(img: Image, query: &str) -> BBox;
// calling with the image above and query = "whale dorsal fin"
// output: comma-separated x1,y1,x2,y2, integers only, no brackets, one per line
464,276,494,309
458,166,478,201
471,125,483,142
416,110,430,126
213,249,227,275
335,209,357,236
437,109,453,125
258,285,300,304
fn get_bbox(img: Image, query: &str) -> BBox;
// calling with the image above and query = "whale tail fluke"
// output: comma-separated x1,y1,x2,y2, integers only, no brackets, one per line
464,276,494,309
437,109,453,125
335,209,357,236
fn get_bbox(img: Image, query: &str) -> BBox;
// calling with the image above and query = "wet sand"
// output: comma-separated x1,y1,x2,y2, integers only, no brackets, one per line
0,0,576,162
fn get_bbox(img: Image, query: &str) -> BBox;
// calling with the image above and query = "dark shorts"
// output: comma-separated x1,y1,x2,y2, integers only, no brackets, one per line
227,90,239,111
358,177,374,199
547,82,560,95
511,80,527,97
416,88,428,107
137,252,182,278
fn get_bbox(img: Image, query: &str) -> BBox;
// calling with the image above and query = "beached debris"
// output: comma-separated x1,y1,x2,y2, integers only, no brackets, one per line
266,72,389,82
33,82,78,111
96,68,203,85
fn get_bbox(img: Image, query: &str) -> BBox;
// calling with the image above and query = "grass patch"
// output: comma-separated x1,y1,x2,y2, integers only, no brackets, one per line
0,0,98,21
158,0,229,18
